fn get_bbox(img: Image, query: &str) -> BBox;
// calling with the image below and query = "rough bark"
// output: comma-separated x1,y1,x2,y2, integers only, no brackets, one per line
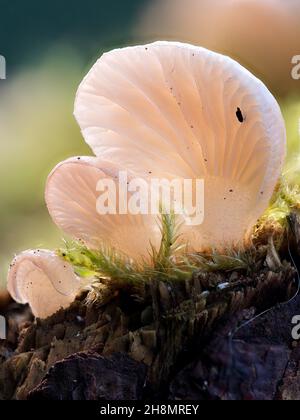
170,295,300,400
1,215,300,400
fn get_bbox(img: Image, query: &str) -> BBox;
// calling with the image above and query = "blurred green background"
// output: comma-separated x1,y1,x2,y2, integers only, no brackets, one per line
0,0,300,289
0,0,149,288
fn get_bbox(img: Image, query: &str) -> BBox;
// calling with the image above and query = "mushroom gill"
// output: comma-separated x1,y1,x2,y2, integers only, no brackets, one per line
70,41,286,253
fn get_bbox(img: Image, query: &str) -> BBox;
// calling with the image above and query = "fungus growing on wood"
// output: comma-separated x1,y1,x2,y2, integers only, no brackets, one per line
7,41,286,318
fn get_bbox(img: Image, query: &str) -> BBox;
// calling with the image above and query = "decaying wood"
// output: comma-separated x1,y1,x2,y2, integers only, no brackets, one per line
170,293,300,400
1,214,300,400
28,353,147,400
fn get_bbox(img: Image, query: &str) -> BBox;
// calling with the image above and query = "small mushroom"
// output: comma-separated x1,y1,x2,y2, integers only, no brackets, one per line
7,250,80,318
45,157,161,260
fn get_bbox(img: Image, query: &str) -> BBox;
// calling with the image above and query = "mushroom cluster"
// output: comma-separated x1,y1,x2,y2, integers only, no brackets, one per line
7,41,286,318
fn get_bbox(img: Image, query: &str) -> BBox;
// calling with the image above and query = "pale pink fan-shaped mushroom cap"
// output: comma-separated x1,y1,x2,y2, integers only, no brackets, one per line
55,41,285,254
7,250,80,318
45,157,162,260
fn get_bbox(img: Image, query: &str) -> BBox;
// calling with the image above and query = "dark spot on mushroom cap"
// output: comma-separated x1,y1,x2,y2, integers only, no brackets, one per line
229,189,233,193
236,107,244,123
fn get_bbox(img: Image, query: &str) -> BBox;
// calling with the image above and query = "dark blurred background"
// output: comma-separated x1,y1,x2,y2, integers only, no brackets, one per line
0,0,147,70
0,0,300,288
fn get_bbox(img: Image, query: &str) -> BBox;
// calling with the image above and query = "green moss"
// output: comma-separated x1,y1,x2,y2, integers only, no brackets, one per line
58,212,263,290
255,178,300,234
